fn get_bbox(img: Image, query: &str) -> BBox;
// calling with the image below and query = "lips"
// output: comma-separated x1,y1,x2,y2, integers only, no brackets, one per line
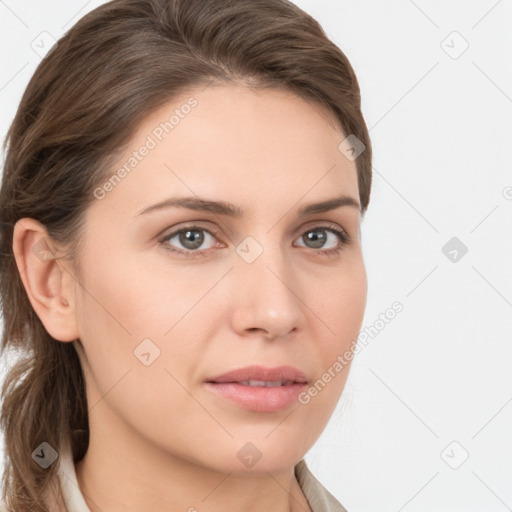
205,365,308,385
204,365,309,413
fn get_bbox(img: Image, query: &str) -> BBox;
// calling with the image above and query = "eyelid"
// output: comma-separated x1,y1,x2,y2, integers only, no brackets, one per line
158,220,349,242
157,220,351,256
295,220,351,241
157,221,224,241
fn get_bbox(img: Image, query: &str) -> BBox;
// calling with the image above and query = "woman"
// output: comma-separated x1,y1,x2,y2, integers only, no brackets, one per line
0,0,372,510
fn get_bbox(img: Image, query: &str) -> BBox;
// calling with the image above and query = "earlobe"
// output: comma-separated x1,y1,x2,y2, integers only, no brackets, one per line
12,217,80,342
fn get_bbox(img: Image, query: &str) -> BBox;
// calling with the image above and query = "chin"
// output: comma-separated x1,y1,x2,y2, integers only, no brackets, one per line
210,434,310,475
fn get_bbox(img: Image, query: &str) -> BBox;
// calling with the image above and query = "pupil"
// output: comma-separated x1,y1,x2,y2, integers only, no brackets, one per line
180,230,204,249
305,229,326,248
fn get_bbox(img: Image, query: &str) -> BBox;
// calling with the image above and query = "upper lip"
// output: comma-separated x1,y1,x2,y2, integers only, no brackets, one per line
206,365,308,384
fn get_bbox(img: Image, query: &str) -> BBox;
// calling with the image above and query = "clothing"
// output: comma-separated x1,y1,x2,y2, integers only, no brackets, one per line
1,440,348,512
294,458,349,512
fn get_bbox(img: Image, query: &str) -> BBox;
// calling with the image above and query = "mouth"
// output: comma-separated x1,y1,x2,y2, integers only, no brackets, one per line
233,380,299,387
204,365,309,413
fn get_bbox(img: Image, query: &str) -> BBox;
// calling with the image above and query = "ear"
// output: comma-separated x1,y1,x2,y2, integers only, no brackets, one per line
12,217,80,342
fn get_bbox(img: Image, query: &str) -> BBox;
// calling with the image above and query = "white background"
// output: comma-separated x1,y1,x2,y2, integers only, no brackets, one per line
0,1,511,511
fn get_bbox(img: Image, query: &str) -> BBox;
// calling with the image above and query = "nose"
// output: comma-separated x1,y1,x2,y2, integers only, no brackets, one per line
229,244,305,341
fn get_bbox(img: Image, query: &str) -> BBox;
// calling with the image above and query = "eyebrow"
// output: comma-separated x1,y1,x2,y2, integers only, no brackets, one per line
134,194,361,218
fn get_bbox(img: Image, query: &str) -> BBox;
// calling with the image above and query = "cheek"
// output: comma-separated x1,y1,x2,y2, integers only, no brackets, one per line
77,243,220,341
304,259,366,399
315,258,367,345
73,246,225,393
73,254,205,440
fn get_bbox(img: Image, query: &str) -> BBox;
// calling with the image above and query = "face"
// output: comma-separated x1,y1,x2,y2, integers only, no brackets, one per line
71,83,367,474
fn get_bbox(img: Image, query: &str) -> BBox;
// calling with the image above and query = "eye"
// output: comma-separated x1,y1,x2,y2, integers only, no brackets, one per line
158,223,351,258
158,225,221,257
294,224,350,255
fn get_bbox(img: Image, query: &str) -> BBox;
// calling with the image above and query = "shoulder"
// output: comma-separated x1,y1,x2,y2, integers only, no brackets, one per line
295,459,349,512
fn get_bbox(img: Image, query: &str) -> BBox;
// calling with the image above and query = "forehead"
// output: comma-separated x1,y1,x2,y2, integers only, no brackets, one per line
91,84,359,219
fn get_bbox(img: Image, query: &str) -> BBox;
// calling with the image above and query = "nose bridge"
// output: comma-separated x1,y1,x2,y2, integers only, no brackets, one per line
231,233,303,338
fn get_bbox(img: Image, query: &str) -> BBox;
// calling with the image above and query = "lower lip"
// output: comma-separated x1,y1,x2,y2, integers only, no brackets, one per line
204,382,308,413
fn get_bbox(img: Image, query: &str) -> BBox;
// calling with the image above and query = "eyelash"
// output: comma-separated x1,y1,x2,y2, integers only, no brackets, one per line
157,222,352,259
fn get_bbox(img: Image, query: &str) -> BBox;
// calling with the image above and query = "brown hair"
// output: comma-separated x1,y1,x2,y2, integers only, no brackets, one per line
0,0,372,509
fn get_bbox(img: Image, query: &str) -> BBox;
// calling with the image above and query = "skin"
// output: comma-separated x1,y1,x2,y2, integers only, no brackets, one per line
13,83,367,512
